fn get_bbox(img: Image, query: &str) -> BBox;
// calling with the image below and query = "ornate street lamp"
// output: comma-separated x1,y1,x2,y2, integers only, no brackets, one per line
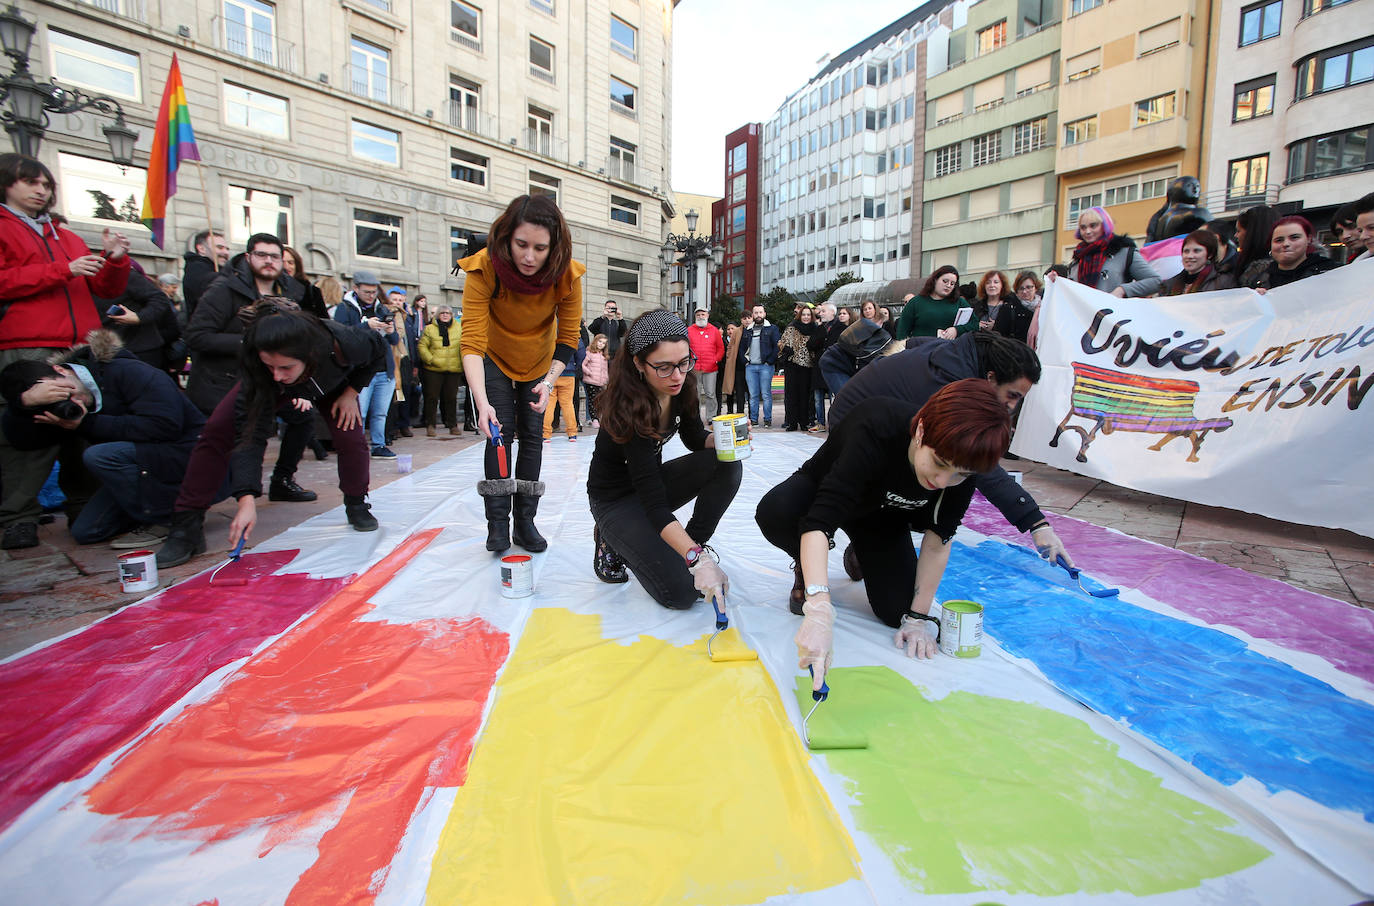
662,207,724,317
0,4,139,163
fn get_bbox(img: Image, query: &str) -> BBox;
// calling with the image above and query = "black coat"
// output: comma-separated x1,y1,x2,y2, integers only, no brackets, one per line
181,251,225,318
184,254,306,413
97,271,181,370
991,298,1035,343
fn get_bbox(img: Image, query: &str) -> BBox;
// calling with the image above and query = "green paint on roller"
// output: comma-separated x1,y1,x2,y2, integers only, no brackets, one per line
798,666,1269,896
794,677,869,750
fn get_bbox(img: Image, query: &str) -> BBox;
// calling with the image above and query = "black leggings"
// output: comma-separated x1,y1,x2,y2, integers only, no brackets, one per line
755,471,917,627
590,449,742,609
482,357,544,481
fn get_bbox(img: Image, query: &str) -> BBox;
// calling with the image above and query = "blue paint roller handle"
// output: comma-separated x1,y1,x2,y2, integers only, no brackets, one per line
808,665,829,703
488,424,503,448
1054,554,1080,580
710,596,728,631
228,535,247,561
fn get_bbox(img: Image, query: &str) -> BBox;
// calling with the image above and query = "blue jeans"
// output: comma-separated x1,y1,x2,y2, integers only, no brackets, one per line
818,346,856,397
357,370,396,448
745,363,774,423
70,442,142,543
813,386,828,426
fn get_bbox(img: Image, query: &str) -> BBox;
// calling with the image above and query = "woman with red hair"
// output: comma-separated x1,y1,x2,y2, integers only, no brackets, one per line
754,378,1011,689
1240,215,1338,291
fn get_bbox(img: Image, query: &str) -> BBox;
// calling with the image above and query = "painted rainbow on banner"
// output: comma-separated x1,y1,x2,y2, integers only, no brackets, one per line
140,53,199,249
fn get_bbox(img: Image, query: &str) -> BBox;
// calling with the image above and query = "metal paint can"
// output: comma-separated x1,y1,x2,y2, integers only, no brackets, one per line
712,413,752,462
938,600,983,658
396,453,413,474
500,554,533,598
118,549,159,594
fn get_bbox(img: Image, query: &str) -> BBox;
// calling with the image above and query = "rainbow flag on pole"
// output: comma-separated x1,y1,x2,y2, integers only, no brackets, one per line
140,54,200,248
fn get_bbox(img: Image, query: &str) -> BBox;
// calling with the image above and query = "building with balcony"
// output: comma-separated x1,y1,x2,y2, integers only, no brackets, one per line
756,0,959,299
920,0,1060,278
28,0,674,315
663,190,719,313
1053,0,1213,258
1200,0,1371,237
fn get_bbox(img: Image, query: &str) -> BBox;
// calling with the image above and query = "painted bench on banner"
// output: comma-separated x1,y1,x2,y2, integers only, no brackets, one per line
1049,362,1233,463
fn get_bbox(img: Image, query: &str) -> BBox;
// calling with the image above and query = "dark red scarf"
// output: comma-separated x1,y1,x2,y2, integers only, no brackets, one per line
489,248,562,296
1072,237,1112,289
1181,264,1214,294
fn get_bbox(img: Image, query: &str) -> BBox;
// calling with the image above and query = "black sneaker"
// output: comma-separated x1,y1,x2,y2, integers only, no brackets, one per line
269,477,319,502
593,525,629,583
371,445,397,459
344,496,379,531
763,419,772,428
1,521,38,550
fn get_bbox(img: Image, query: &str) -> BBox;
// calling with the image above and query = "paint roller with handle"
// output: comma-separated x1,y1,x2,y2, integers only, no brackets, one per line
476,423,547,505
705,592,757,662
1055,555,1120,598
208,536,248,587
802,665,868,751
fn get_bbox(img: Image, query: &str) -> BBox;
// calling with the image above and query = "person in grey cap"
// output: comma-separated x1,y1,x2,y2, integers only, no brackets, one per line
332,268,400,458
584,309,741,609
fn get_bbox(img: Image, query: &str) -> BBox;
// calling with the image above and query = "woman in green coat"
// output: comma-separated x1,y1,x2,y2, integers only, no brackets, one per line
419,305,465,435
896,265,976,340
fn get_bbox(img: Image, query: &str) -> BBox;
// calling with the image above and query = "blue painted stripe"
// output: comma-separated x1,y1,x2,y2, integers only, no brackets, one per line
937,540,1374,821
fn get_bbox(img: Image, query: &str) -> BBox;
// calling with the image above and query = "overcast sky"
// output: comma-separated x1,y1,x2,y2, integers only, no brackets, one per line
670,0,928,197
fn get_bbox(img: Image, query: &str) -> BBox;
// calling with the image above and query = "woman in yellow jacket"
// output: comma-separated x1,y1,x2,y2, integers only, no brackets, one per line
418,304,464,436
459,194,585,553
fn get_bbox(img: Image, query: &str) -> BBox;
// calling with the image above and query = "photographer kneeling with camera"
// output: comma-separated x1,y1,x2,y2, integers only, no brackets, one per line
0,330,205,547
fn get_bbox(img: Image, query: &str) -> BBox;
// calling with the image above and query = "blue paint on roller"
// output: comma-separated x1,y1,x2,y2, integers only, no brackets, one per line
936,539,1374,821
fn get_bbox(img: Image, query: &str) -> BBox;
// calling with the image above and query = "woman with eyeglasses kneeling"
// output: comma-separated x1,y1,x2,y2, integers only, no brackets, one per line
586,310,742,609
754,378,1010,692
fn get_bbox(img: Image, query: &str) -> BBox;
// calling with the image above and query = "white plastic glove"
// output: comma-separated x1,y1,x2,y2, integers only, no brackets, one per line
1031,524,1071,567
689,555,729,607
895,613,940,659
795,597,835,691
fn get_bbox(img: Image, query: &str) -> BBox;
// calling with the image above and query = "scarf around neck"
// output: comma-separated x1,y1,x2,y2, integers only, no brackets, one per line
437,320,453,345
1073,237,1113,289
490,248,561,296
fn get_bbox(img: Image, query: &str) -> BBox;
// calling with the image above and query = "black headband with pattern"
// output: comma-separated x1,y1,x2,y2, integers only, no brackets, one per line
626,309,689,356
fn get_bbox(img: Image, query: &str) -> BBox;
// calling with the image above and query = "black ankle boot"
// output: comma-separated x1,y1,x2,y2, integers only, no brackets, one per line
269,475,318,502
344,495,378,532
511,493,546,553
485,494,512,553
157,509,206,568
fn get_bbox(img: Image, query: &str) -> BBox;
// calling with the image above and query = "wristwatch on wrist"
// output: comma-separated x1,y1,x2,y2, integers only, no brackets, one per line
804,584,830,597
541,379,554,393
684,545,704,568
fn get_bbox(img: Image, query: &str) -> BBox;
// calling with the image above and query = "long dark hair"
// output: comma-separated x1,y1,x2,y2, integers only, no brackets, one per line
599,315,699,444
239,299,331,424
488,194,572,285
1235,205,1277,276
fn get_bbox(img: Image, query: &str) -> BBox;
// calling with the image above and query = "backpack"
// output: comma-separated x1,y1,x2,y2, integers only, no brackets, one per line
836,319,890,368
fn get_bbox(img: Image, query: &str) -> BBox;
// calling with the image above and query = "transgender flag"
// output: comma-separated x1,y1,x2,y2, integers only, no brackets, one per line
140,54,200,248
1141,235,1185,281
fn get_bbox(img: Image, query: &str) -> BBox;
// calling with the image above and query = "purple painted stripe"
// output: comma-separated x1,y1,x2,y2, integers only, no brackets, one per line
963,494,1374,683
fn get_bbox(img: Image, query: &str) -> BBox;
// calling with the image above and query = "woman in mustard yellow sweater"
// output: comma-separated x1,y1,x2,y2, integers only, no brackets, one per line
459,194,586,553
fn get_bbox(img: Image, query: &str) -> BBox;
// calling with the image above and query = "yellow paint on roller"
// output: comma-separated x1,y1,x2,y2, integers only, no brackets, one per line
427,608,860,905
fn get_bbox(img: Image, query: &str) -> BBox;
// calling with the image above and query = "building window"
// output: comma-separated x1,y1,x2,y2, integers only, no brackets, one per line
729,144,747,173
971,130,1002,167
1287,124,1372,183
1294,39,1374,100
529,171,560,203
1103,182,1138,206
449,76,482,132
1240,0,1282,46
1233,75,1276,120
1066,191,1103,228
223,82,289,138
529,36,555,82
354,208,401,261
450,148,488,187
610,194,639,226
728,267,745,293
526,105,554,156
349,37,391,104
730,204,746,233
610,76,636,114
729,173,746,202
611,15,636,59
451,1,481,51
1063,116,1098,145
228,185,292,245
1228,154,1270,205
1135,92,1177,126
1071,0,1103,14
451,226,474,264
351,120,399,165
1303,0,1354,14
56,152,145,227
933,143,961,177
1013,117,1047,155
47,30,140,102
530,0,554,13
609,137,636,181
1066,48,1101,81
607,258,640,294
222,0,278,66
976,20,1007,55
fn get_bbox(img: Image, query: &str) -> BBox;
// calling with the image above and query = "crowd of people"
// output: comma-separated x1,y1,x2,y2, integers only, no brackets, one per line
2,146,1370,691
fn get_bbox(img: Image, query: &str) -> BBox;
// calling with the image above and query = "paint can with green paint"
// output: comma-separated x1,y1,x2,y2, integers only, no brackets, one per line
938,600,983,658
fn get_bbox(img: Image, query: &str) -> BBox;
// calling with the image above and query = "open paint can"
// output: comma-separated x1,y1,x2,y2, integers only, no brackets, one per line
939,600,983,658
712,414,752,462
118,549,159,594
500,554,533,598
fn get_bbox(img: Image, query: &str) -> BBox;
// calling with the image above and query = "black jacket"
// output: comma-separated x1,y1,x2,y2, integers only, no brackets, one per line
588,316,628,358
1239,253,1338,290
184,254,306,413
1,331,204,520
181,251,225,318
827,331,1045,533
991,298,1035,343
97,271,181,369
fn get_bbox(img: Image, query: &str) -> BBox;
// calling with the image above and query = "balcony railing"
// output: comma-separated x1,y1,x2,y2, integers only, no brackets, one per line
1201,184,1282,211
445,101,496,138
523,129,567,162
79,0,146,21
213,17,297,73
345,64,408,108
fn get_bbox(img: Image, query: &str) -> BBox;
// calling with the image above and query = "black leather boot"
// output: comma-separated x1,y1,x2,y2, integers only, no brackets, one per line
157,509,206,568
511,493,547,553
269,475,318,502
485,494,512,553
344,495,378,531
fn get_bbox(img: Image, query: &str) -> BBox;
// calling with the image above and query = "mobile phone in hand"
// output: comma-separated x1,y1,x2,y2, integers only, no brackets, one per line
106,305,124,316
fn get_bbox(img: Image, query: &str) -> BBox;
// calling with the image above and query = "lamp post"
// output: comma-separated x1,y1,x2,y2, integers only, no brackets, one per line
0,4,138,163
660,208,724,320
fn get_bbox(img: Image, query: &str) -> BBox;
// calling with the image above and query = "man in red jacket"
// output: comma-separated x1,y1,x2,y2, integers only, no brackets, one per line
687,306,724,425
0,153,131,549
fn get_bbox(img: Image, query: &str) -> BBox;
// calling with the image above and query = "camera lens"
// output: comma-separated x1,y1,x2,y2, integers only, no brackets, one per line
45,400,83,420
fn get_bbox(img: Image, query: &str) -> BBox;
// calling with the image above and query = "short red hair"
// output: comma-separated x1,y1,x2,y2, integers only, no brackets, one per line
910,378,1011,473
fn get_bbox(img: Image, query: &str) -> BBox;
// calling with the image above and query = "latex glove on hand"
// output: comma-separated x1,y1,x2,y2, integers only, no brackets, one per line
895,613,939,659
1031,523,1071,568
795,597,835,691
689,554,729,607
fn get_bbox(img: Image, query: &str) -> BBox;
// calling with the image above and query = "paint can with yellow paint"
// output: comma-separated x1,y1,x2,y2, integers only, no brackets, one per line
712,414,752,462
500,554,533,598
938,600,983,658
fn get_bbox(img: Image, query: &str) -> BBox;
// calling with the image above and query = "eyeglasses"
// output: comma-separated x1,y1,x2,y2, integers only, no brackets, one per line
646,355,695,378
250,251,283,261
